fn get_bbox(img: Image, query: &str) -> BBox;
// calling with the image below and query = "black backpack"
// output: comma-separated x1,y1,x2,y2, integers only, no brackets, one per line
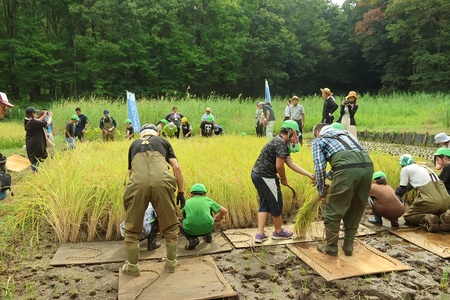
0,153,12,194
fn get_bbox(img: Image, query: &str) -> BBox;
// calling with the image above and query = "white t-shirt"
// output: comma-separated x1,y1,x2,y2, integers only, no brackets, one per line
399,164,436,187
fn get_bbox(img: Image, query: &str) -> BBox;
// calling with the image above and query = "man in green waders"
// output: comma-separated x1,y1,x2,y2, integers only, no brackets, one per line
99,110,117,141
312,123,373,256
122,124,185,276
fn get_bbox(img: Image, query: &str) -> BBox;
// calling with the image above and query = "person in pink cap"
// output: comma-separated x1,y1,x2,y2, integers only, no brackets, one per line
0,92,14,119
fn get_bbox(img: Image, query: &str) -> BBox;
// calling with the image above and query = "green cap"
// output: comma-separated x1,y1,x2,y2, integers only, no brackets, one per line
190,183,207,194
160,119,169,125
124,119,132,124
281,120,299,131
331,122,344,130
71,114,79,121
241,132,247,136
372,171,387,180
399,154,415,167
434,147,450,157
206,115,213,122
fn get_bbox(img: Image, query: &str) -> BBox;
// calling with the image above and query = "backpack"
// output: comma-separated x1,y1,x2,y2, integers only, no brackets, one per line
0,153,12,196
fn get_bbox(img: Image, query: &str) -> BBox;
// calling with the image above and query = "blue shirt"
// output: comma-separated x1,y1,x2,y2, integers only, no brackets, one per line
45,117,53,134
312,126,365,196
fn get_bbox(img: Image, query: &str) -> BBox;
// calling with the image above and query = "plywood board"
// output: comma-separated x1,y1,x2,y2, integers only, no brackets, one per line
118,255,236,300
388,227,450,259
6,154,30,172
50,233,232,266
288,240,412,281
224,222,375,248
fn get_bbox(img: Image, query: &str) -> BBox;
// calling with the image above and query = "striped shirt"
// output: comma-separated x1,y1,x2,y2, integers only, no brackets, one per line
312,126,366,195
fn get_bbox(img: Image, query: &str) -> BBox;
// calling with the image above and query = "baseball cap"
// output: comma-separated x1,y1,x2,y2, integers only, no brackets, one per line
434,147,450,157
103,110,109,115
0,92,14,108
25,107,38,115
331,122,344,130
372,171,387,180
71,114,80,121
124,119,132,124
434,132,450,144
206,115,213,122
399,154,415,167
190,183,207,194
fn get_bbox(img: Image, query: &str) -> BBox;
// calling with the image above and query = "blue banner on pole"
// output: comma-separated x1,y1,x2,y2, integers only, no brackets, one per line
265,79,271,104
126,91,141,133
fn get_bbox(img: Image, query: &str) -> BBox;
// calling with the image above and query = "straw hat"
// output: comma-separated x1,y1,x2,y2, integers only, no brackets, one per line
345,91,358,100
320,88,333,95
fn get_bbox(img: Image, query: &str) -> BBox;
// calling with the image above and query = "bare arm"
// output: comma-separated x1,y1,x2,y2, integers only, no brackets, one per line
214,207,228,223
168,157,184,193
285,156,315,179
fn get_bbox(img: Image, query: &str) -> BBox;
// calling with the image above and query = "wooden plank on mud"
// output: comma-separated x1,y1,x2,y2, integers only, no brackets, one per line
50,232,232,266
224,222,375,249
118,255,236,300
388,227,450,259
288,240,412,281
6,154,30,172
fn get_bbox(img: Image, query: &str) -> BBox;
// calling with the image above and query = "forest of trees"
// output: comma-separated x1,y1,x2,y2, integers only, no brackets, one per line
0,0,449,100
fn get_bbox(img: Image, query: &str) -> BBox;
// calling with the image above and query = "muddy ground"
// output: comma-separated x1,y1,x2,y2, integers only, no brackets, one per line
2,213,450,300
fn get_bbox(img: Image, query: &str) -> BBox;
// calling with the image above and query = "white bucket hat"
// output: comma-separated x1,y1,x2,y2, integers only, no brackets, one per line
434,132,450,144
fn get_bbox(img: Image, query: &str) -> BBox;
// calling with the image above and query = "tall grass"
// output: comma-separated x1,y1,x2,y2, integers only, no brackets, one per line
4,133,402,243
0,122,25,150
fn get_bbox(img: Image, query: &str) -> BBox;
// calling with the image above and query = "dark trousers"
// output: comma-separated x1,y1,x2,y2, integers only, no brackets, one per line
293,120,303,144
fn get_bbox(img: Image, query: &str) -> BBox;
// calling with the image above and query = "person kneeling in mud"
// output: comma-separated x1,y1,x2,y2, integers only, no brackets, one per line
179,183,228,250
395,154,450,232
120,202,160,251
368,171,405,227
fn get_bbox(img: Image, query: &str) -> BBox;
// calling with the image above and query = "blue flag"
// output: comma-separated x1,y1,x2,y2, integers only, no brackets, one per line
265,79,271,104
126,91,141,132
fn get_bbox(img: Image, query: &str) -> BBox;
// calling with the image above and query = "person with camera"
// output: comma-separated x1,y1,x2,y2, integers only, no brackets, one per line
337,91,358,137
24,108,51,172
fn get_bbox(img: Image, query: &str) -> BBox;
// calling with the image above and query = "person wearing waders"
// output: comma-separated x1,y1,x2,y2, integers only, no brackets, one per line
312,123,373,256
395,154,450,232
99,110,117,141
122,124,186,276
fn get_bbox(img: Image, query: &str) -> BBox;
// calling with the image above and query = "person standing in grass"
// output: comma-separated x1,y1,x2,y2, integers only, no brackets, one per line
179,183,228,250
201,107,215,123
0,92,14,119
263,102,275,139
337,91,358,137
123,119,134,140
289,96,305,145
122,123,185,276
251,120,315,243
255,102,265,137
312,123,373,256
395,154,450,232
282,99,291,121
25,107,50,172
65,115,79,149
74,107,89,142
99,110,117,141
368,171,405,227
320,88,338,124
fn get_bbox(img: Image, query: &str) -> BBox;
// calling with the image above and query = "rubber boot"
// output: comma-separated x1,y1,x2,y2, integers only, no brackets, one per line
165,241,178,273
147,230,161,251
317,229,339,256
342,229,357,256
122,244,140,276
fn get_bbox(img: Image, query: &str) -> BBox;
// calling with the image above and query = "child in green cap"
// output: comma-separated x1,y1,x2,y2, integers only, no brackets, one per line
123,119,134,140
179,183,228,250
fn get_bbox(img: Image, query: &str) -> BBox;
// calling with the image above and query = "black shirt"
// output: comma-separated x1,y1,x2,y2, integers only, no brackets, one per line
75,114,88,130
127,136,177,170
439,164,450,194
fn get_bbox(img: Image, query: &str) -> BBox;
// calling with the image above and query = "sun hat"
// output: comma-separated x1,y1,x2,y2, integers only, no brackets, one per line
190,183,207,194
399,154,415,167
140,123,157,132
160,119,169,125
281,120,299,131
331,122,345,130
205,107,211,112
320,88,333,95
345,91,358,100
434,132,450,144
257,101,264,106
103,109,109,115
206,115,213,122
372,171,387,180
140,123,158,137
124,119,132,124
167,122,175,130
292,96,299,101
181,117,188,123
25,107,38,115
0,92,14,108
434,147,450,157
71,115,80,121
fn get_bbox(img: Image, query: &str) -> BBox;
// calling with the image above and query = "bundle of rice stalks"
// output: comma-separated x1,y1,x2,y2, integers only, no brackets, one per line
294,185,328,237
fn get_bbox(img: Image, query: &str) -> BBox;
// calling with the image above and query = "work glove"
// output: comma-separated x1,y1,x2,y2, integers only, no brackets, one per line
176,192,186,208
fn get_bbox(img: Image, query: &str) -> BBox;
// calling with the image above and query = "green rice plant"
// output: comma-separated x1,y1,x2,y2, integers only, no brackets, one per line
440,268,449,291
1,276,15,300
0,122,25,150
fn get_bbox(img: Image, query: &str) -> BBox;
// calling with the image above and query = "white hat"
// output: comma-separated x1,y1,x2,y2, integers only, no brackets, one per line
434,132,450,144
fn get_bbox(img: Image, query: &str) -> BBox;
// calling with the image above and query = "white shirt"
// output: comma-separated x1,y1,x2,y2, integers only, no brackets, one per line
399,164,436,187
